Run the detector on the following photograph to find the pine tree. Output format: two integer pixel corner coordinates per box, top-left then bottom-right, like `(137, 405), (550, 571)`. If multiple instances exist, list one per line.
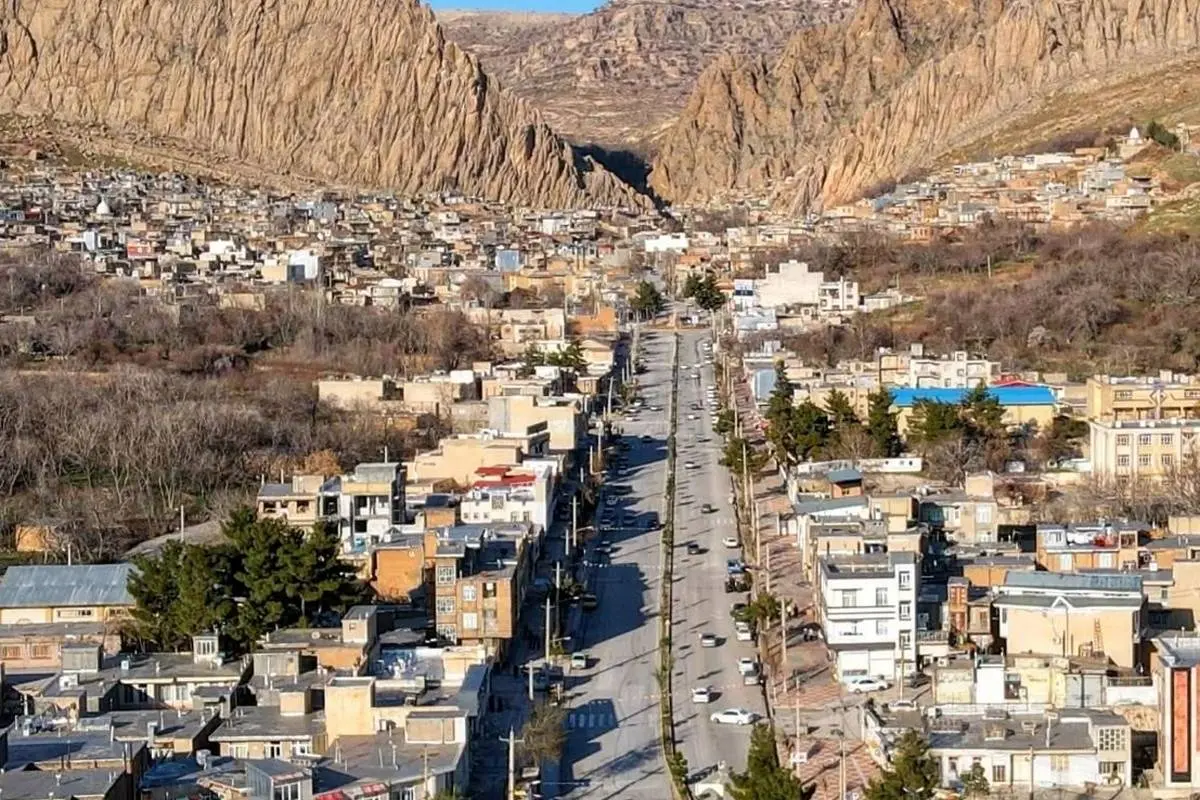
(729, 724), (810, 800)
(962, 383), (1005, 442)
(825, 388), (859, 429)
(790, 400), (831, 461)
(129, 540), (186, 649)
(866, 389), (902, 457)
(865, 730), (940, 800)
(906, 400), (964, 451)
(766, 363), (797, 458)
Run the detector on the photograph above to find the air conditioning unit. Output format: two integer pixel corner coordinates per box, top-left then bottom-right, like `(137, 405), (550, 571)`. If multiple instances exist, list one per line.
(58, 674), (79, 690)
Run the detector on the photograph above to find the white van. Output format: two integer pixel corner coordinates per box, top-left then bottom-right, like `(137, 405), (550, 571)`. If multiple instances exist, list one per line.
(735, 621), (754, 641)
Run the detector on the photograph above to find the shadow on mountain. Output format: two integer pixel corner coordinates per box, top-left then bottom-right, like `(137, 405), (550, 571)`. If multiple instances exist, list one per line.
(574, 142), (665, 210)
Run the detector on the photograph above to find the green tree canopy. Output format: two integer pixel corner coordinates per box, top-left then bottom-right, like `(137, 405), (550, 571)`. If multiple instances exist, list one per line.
(865, 730), (940, 800)
(866, 389), (902, 457)
(790, 401), (831, 462)
(630, 280), (666, 318)
(729, 724), (810, 800)
(825, 388), (859, 429)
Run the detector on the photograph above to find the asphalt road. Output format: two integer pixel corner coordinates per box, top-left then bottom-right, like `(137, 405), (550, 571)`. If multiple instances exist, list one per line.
(671, 329), (766, 782)
(559, 328), (675, 800)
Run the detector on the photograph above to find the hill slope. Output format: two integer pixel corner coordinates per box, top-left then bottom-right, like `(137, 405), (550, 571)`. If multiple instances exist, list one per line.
(440, 0), (854, 150)
(650, 0), (1200, 210)
(0, 0), (642, 208)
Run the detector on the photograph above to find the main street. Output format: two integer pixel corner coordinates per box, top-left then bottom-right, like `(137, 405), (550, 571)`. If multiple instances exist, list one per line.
(559, 327), (675, 800)
(671, 329), (766, 781)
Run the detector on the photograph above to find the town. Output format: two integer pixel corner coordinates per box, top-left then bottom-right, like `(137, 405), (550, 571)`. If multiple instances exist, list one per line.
(1, 128), (1200, 800)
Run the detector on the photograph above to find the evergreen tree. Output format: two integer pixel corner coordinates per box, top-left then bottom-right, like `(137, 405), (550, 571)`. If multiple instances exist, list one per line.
(960, 762), (990, 798)
(766, 363), (797, 457)
(865, 730), (940, 800)
(681, 272), (703, 299)
(866, 389), (902, 457)
(825, 388), (859, 429)
(630, 280), (665, 318)
(906, 400), (964, 450)
(962, 384), (1005, 442)
(729, 724), (810, 800)
(285, 522), (371, 624)
(170, 544), (233, 645)
(129, 540), (186, 649)
(790, 400), (831, 461)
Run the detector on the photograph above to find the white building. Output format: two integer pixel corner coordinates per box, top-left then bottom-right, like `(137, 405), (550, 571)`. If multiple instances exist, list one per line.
(326, 462), (408, 554)
(459, 464), (554, 530)
(819, 551), (919, 683)
(906, 347), (999, 388)
(754, 260), (824, 309)
(643, 233), (689, 253)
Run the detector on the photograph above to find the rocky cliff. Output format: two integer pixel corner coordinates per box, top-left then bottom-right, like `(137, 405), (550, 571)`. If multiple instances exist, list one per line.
(441, 0), (855, 149)
(0, 0), (642, 208)
(650, 0), (1200, 210)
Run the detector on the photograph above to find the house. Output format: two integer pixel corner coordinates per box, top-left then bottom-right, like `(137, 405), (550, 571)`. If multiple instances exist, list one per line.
(1086, 374), (1200, 421)
(1034, 521), (1147, 572)
(459, 464), (554, 529)
(993, 572), (1145, 669)
(907, 350), (999, 389)
(1154, 633), (1200, 792)
(917, 473), (1000, 544)
(0, 564), (135, 625)
(818, 551), (920, 683)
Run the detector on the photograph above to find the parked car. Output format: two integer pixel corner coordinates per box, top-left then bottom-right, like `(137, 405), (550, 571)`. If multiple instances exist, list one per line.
(730, 601), (748, 619)
(570, 653), (589, 670)
(722, 536), (740, 548)
(846, 676), (890, 693)
(735, 621), (754, 641)
(691, 686), (714, 704)
(906, 671), (930, 688)
(700, 633), (718, 648)
(726, 559), (746, 575)
(737, 657), (758, 675)
(889, 699), (918, 712)
(710, 708), (757, 726)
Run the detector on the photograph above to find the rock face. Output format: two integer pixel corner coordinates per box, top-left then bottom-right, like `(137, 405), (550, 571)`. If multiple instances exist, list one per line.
(440, 0), (855, 150)
(0, 0), (642, 208)
(650, 0), (1200, 210)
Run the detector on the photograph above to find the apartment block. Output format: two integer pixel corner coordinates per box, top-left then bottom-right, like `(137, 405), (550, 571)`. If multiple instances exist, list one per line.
(818, 551), (920, 683)
(907, 350), (999, 388)
(1087, 373), (1200, 421)
(460, 464), (554, 529)
(1088, 418), (1200, 480)
(408, 428), (550, 488)
(1034, 521), (1146, 572)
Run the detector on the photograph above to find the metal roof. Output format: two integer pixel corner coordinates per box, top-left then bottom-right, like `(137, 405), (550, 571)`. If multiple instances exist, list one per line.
(1003, 570), (1141, 593)
(0, 564), (135, 608)
(891, 386), (1055, 408)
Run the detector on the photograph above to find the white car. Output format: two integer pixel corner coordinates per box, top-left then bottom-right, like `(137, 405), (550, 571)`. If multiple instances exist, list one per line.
(737, 657), (758, 675)
(722, 536), (740, 548)
(846, 676), (890, 693)
(684, 461), (698, 469)
(691, 686), (714, 703)
(687, 414), (698, 420)
(700, 633), (718, 648)
(570, 652), (589, 669)
(710, 708), (756, 726)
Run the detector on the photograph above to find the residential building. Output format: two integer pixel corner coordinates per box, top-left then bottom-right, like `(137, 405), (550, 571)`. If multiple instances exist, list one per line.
(1086, 373), (1200, 421)
(0, 564), (135, 625)
(1155, 634), (1200, 792)
(890, 386), (1057, 435)
(407, 429), (546, 488)
(1033, 521), (1147, 572)
(917, 473), (999, 544)
(1088, 418), (1200, 480)
(487, 395), (585, 452)
(818, 551), (920, 683)
(459, 464), (554, 530)
(993, 572), (1144, 669)
(907, 350), (999, 388)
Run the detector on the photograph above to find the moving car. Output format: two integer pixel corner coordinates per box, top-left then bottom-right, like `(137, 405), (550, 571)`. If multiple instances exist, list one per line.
(846, 676), (890, 693)
(710, 708), (757, 726)
(570, 652), (589, 670)
(687, 414), (699, 421)
(726, 559), (746, 575)
(686, 542), (702, 555)
(684, 461), (698, 469)
(700, 633), (718, 648)
(691, 686), (714, 704)
(701, 503), (715, 514)
(722, 536), (740, 548)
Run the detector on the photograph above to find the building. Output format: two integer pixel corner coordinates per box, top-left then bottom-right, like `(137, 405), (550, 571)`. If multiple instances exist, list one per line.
(1086, 373), (1200, 421)
(890, 386), (1057, 435)
(907, 350), (999, 389)
(818, 552), (919, 683)
(459, 464), (554, 529)
(0, 564), (135, 625)
(1034, 521), (1147, 572)
(993, 572), (1144, 669)
(1155, 634), (1200, 792)
(487, 395), (584, 453)
(1087, 418), (1200, 480)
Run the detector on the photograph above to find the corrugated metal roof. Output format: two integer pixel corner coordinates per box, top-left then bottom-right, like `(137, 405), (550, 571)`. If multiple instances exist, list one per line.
(0, 564), (135, 608)
(1003, 571), (1141, 593)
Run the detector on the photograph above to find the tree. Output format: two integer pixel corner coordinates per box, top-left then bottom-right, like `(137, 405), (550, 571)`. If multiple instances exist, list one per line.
(666, 750), (689, 786)
(729, 724), (809, 800)
(906, 400), (964, 451)
(1034, 414), (1088, 466)
(960, 762), (990, 798)
(520, 701), (566, 763)
(630, 280), (665, 319)
(745, 592), (782, 628)
(961, 384), (1005, 442)
(789, 401), (831, 462)
(1145, 119), (1180, 150)
(825, 388), (859, 429)
(680, 272), (703, 300)
(518, 342), (546, 377)
(546, 340), (587, 371)
(693, 274), (727, 312)
(866, 389), (902, 457)
(865, 730), (939, 800)
(766, 363), (797, 457)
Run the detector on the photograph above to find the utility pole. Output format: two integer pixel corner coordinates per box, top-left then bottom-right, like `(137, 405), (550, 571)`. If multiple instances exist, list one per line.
(780, 600), (788, 675)
(571, 494), (578, 553)
(764, 542), (772, 594)
(501, 726), (524, 800)
(528, 662), (535, 701)
(544, 595), (552, 664)
(555, 561), (562, 590)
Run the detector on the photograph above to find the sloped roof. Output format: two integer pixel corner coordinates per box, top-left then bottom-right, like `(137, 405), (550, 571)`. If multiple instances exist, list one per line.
(0, 564), (135, 608)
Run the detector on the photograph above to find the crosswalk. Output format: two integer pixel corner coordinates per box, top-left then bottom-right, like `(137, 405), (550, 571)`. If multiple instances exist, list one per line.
(566, 710), (617, 730)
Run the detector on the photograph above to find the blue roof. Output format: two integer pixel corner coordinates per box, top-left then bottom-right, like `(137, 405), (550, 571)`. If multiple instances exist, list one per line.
(890, 386), (1055, 408)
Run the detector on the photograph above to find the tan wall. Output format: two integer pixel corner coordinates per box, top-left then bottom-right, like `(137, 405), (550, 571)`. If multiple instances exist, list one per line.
(963, 563), (1022, 588)
(410, 439), (523, 485)
(317, 379), (392, 410)
(373, 546), (428, 602)
(1087, 377), (1200, 421)
(1004, 606), (1137, 668)
(324, 680), (375, 740)
(896, 402), (1055, 435)
(1168, 560), (1200, 627)
(0, 604), (130, 625)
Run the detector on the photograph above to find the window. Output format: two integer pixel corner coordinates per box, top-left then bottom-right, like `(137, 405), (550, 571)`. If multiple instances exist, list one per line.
(462, 585), (477, 602)
(1139, 434), (1152, 446)
(976, 505), (993, 524)
(992, 765), (1007, 783)
(462, 612), (478, 630)
(31, 644), (52, 659)
(483, 582), (498, 599)
(875, 588), (888, 606)
(875, 619), (888, 636)
(483, 609), (499, 632)
(401, 789), (417, 800)
(947, 758), (959, 777)
(436, 624), (457, 641)
(1163, 434), (1175, 445)
(436, 597), (455, 615)
(1050, 754), (1069, 772)
(1058, 553), (1073, 571)
(228, 744), (249, 758)
(1187, 390), (1200, 400)
(898, 570), (912, 590)
(1115, 390), (1133, 400)
(838, 590), (858, 608)
(296, 500), (311, 513)
(1100, 762), (1126, 777)
(1097, 727), (1128, 752)
(1098, 553), (1115, 568)
(899, 601), (912, 621)
(1164, 454), (1175, 467)
(1138, 454), (1151, 467)
(1, 645), (21, 659)
(436, 565), (456, 586)
(266, 741), (283, 758)
(1117, 455), (1130, 467)
(899, 631), (912, 650)
(1116, 434), (1130, 446)
(292, 741), (311, 756)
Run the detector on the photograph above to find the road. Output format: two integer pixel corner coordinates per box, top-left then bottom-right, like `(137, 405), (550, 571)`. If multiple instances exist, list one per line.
(671, 329), (766, 782)
(559, 327), (675, 800)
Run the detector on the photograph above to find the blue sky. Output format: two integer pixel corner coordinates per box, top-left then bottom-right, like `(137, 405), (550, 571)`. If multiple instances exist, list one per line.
(428, 0), (599, 11)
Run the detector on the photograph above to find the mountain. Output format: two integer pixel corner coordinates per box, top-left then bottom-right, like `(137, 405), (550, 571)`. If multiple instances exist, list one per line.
(0, 0), (643, 208)
(650, 0), (1200, 210)
(439, 0), (855, 151)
